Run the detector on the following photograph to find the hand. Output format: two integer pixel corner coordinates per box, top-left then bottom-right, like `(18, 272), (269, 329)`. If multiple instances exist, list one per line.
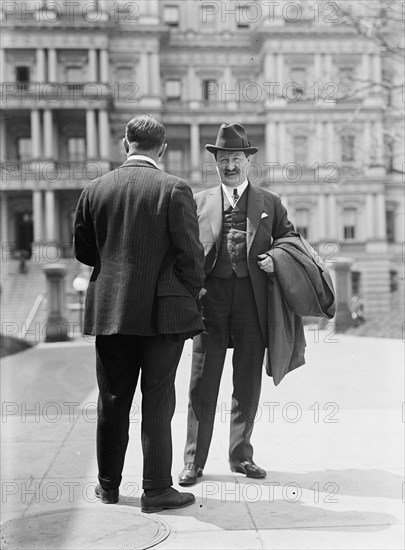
(257, 253), (275, 273)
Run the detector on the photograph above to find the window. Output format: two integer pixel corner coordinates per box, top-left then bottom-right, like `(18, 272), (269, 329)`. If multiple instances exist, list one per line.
(165, 79), (181, 100)
(341, 135), (355, 162)
(295, 208), (309, 239)
(167, 149), (183, 175)
(164, 5), (179, 26)
(116, 66), (133, 82)
(386, 209), (395, 243)
(343, 207), (357, 240)
(201, 4), (216, 32)
(339, 66), (355, 94)
(66, 66), (83, 90)
(290, 67), (307, 93)
(237, 5), (250, 28)
(17, 138), (32, 161)
(293, 136), (308, 165)
(202, 79), (218, 103)
(351, 271), (361, 296)
(16, 66), (30, 90)
(68, 138), (85, 161)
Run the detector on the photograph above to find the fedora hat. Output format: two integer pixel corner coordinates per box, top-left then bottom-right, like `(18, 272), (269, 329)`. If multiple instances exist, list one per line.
(205, 123), (258, 155)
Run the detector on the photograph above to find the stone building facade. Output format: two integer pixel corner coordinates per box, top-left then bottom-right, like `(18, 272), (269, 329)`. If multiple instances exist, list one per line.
(1, 0), (403, 315)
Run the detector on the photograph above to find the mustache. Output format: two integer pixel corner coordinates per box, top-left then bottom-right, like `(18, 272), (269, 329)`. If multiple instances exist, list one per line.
(224, 169), (240, 175)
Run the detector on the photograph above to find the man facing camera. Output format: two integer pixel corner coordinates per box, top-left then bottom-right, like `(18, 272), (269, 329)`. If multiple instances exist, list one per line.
(179, 123), (295, 486)
(74, 115), (205, 512)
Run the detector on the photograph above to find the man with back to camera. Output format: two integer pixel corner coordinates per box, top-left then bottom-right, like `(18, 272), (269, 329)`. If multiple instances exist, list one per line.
(178, 123), (296, 486)
(74, 115), (205, 513)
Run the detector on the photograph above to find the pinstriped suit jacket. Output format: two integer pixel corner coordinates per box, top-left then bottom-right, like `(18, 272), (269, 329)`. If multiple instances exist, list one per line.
(74, 159), (205, 337)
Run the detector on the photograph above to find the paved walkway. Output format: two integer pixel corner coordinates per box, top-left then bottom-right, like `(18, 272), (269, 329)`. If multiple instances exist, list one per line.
(1, 330), (403, 549)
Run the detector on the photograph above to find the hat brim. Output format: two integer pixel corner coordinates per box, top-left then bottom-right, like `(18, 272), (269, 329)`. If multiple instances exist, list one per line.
(205, 144), (258, 155)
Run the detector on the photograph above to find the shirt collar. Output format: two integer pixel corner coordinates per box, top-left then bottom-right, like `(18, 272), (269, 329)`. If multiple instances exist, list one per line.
(221, 179), (249, 206)
(127, 154), (158, 169)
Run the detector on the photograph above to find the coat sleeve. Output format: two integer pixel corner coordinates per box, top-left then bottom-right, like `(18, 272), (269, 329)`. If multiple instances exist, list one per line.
(168, 181), (205, 298)
(73, 186), (97, 267)
(273, 194), (296, 240)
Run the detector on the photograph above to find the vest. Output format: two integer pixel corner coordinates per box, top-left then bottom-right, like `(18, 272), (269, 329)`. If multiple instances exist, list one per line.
(210, 189), (249, 279)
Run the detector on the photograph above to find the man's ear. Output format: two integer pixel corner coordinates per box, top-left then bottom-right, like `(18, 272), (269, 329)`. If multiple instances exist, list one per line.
(158, 142), (167, 158)
(123, 138), (129, 153)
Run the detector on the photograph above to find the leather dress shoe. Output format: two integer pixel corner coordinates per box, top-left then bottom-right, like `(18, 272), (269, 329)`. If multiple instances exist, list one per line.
(230, 458), (267, 479)
(141, 487), (195, 513)
(178, 462), (203, 486)
(95, 484), (119, 504)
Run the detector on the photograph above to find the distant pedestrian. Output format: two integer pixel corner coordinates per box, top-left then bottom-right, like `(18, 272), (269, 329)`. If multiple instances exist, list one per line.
(74, 115), (205, 513)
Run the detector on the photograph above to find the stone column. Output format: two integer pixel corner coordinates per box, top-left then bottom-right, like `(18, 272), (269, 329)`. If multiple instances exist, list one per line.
(362, 120), (371, 169)
(99, 49), (109, 83)
(45, 190), (56, 241)
(264, 52), (275, 81)
(314, 53), (322, 81)
(365, 193), (374, 240)
(30, 109), (42, 159)
(0, 48), (5, 83)
(275, 53), (284, 87)
(373, 120), (384, 167)
(187, 66), (198, 105)
(0, 193), (9, 247)
(327, 258), (354, 332)
(98, 110), (110, 159)
(86, 109), (98, 159)
(315, 121), (323, 165)
(43, 264), (69, 342)
(372, 54), (381, 85)
(190, 123), (200, 181)
(318, 194), (327, 241)
(361, 53), (370, 83)
(326, 121), (334, 163)
(33, 190), (43, 243)
(88, 49), (97, 81)
(375, 193), (386, 239)
(43, 109), (53, 159)
(265, 121), (277, 162)
(327, 194), (337, 239)
(277, 121), (286, 165)
(149, 52), (161, 96)
(48, 48), (57, 82)
(0, 118), (6, 162)
(36, 48), (46, 82)
(139, 53), (149, 96)
(323, 53), (333, 80)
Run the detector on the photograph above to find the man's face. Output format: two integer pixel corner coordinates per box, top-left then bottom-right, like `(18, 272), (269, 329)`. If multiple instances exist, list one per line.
(215, 150), (250, 187)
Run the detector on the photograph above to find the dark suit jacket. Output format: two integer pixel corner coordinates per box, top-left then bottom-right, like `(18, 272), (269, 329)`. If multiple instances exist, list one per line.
(74, 159), (205, 337)
(195, 183), (295, 344)
(266, 234), (336, 385)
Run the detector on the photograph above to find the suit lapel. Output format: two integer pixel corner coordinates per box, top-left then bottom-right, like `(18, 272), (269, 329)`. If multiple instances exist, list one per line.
(205, 186), (223, 251)
(247, 183), (264, 254)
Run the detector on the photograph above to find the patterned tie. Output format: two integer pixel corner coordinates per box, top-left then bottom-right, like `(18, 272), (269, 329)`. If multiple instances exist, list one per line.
(232, 188), (239, 206)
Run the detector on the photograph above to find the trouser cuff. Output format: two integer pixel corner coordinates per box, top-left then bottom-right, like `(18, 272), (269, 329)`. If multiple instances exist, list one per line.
(98, 474), (121, 491)
(142, 475), (173, 490)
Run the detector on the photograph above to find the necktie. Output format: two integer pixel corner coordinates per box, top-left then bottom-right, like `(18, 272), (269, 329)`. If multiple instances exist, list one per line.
(232, 188), (239, 206)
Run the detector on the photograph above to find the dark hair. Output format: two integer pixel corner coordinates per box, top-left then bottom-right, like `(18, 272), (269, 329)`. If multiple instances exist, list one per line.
(125, 115), (166, 151)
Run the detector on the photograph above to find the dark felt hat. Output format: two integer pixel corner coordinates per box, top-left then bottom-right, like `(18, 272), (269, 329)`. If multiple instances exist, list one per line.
(205, 123), (258, 155)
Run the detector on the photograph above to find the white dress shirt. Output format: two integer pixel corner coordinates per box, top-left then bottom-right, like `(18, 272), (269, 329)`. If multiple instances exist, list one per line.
(221, 179), (249, 207)
(127, 154), (158, 168)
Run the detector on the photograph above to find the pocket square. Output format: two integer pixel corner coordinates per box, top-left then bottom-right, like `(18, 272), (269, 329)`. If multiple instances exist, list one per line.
(261, 212), (268, 219)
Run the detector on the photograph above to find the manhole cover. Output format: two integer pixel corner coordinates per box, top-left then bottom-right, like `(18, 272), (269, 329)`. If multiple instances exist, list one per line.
(1, 507), (170, 550)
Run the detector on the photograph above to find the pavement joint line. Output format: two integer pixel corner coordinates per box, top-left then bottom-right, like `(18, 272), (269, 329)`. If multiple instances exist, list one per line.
(250, 522), (405, 530)
(22, 412), (83, 518)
